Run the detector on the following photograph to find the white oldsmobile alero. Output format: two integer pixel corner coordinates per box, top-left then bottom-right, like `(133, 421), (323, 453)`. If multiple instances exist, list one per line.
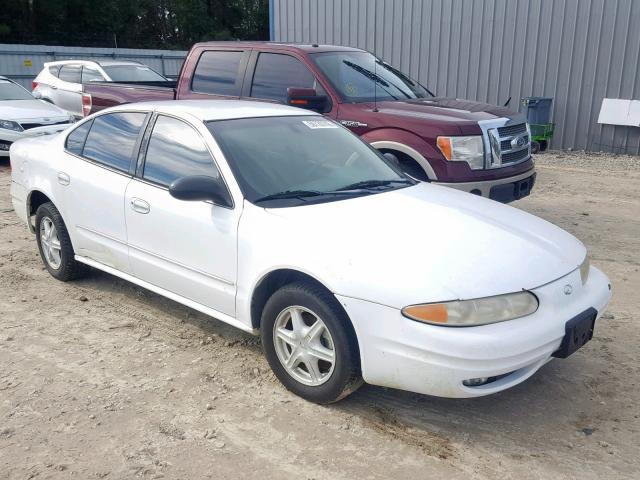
(9, 100), (612, 403)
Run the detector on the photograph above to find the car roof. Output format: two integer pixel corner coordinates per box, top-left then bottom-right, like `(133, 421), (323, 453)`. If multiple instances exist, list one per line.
(46, 60), (143, 67)
(109, 99), (320, 122)
(192, 41), (365, 54)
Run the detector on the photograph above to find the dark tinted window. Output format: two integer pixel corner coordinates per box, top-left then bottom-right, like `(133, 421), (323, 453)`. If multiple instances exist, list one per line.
(192, 51), (243, 96)
(58, 64), (81, 84)
(83, 112), (146, 171)
(48, 65), (61, 77)
(143, 115), (220, 187)
(81, 65), (103, 83)
(251, 53), (319, 102)
(65, 120), (92, 155)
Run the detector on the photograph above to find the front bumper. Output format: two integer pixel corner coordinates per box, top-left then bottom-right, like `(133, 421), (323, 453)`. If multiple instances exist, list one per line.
(337, 266), (611, 398)
(0, 123), (71, 157)
(436, 168), (536, 202)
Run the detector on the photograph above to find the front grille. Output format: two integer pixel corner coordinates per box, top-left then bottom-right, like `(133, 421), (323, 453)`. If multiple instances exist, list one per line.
(497, 123), (527, 137)
(20, 120), (69, 130)
(501, 148), (530, 164)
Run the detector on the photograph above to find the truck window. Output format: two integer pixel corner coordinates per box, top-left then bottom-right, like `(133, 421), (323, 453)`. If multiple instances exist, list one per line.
(82, 112), (147, 172)
(250, 53), (322, 103)
(142, 115), (222, 187)
(58, 64), (82, 84)
(192, 51), (243, 96)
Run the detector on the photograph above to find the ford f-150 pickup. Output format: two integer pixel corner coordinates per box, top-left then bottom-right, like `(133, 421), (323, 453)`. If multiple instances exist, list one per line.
(82, 42), (536, 202)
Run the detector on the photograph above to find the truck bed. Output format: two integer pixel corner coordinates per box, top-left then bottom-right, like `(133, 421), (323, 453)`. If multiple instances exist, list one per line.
(83, 81), (177, 114)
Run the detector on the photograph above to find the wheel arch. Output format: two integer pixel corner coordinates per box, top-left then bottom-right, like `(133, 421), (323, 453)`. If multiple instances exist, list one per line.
(26, 189), (54, 233)
(370, 140), (438, 181)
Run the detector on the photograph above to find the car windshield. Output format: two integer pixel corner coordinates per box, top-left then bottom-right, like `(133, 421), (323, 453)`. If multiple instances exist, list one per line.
(311, 51), (432, 103)
(0, 80), (33, 100)
(207, 115), (413, 207)
(102, 65), (166, 82)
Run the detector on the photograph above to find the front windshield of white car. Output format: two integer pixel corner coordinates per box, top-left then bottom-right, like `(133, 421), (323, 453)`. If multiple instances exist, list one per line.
(0, 80), (33, 101)
(207, 115), (413, 207)
(102, 65), (167, 82)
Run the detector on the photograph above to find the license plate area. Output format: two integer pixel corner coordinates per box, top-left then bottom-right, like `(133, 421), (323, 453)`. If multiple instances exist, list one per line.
(553, 307), (598, 358)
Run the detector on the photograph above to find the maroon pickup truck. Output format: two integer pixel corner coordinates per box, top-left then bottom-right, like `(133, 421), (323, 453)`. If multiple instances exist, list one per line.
(84, 42), (535, 202)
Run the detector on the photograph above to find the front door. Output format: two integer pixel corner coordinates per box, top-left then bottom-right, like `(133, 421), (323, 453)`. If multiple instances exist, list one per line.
(124, 114), (239, 316)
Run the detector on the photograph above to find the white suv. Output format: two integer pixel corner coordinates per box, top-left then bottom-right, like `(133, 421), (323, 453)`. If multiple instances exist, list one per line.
(32, 60), (167, 118)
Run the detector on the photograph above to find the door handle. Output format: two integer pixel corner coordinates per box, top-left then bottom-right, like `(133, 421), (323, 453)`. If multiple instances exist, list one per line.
(130, 198), (150, 214)
(57, 171), (70, 186)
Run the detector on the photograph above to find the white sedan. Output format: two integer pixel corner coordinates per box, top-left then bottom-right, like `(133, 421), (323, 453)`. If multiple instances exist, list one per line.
(9, 100), (611, 403)
(0, 76), (73, 157)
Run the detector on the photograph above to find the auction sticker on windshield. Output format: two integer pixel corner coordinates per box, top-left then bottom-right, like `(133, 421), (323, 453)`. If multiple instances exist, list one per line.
(302, 119), (338, 129)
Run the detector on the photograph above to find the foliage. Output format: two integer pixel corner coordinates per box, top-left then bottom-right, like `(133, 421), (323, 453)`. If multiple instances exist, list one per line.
(0, 0), (269, 49)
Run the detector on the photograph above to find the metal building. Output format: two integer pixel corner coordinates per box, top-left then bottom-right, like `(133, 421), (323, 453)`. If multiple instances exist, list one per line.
(271, 0), (640, 154)
(0, 44), (187, 88)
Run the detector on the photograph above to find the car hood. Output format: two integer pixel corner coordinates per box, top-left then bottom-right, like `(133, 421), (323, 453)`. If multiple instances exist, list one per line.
(261, 183), (585, 308)
(370, 97), (525, 129)
(0, 99), (69, 121)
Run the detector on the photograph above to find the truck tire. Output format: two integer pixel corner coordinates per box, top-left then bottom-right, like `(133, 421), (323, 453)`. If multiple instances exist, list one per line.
(261, 281), (363, 403)
(35, 202), (86, 281)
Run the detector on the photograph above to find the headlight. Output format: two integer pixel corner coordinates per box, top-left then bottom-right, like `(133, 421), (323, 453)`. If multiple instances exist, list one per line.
(402, 291), (539, 327)
(436, 135), (485, 169)
(0, 120), (23, 132)
(579, 254), (590, 285)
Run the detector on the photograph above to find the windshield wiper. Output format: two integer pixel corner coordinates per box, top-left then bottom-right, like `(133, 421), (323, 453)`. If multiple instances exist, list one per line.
(335, 179), (413, 192)
(253, 189), (362, 203)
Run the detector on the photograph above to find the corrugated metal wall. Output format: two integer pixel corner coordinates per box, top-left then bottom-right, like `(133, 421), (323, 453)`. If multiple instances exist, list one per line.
(273, 0), (640, 154)
(0, 43), (187, 88)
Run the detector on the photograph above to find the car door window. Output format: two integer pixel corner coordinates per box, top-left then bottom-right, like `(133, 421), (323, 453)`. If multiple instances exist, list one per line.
(251, 53), (323, 103)
(65, 120), (93, 155)
(143, 115), (221, 187)
(82, 65), (104, 83)
(58, 64), (82, 84)
(82, 112), (146, 172)
(191, 51), (244, 96)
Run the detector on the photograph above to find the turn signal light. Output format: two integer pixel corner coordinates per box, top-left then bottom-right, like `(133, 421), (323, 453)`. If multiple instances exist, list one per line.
(436, 137), (453, 160)
(32, 81), (39, 91)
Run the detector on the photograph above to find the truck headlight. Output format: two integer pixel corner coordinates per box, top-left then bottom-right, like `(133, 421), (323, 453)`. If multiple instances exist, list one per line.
(402, 292), (539, 327)
(436, 135), (485, 169)
(0, 120), (23, 132)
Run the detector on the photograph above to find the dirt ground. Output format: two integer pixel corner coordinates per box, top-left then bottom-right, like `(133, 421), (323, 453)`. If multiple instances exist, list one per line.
(1, 152), (638, 479)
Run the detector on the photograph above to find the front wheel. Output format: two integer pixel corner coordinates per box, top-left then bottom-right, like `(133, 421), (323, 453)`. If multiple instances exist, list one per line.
(261, 282), (363, 403)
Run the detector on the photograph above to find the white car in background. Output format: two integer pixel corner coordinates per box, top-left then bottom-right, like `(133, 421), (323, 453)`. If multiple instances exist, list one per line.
(32, 60), (167, 118)
(9, 100), (612, 404)
(0, 76), (73, 157)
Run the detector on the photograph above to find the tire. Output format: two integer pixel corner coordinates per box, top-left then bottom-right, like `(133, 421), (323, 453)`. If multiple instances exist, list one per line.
(539, 140), (548, 152)
(35, 202), (86, 281)
(531, 141), (540, 154)
(261, 281), (363, 403)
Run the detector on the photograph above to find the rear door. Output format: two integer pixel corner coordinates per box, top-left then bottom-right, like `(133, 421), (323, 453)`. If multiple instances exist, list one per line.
(60, 111), (149, 271)
(124, 114), (239, 316)
(56, 64), (83, 116)
(186, 49), (250, 100)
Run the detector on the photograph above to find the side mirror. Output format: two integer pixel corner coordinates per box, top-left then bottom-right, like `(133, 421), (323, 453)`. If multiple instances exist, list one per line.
(169, 175), (233, 207)
(286, 87), (328, 113)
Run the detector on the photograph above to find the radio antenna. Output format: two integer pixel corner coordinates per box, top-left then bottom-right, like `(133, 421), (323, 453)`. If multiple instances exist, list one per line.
(373, 0), (378, 112)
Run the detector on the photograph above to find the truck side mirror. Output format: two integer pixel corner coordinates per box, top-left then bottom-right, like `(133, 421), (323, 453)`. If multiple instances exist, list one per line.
(286, 88), (329, 113)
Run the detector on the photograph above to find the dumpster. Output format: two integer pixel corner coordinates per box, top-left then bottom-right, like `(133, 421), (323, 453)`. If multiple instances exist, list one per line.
(521, 97), (554, 153)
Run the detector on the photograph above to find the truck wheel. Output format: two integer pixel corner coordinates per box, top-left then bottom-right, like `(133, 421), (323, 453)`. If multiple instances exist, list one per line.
(261, 281), (363, 404)
(35, 202), (86, 281)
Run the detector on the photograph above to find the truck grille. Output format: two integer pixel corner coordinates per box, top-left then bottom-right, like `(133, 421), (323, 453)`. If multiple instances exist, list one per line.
(488, 122), (531, 168)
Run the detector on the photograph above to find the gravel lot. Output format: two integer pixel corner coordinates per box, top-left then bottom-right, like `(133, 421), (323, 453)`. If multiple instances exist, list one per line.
(1, 152), (639, 479)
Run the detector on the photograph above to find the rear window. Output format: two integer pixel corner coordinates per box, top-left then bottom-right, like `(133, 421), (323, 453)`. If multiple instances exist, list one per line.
(101, 65), (165, 82)
(192, 51), (243, 96)
(81, 112), (147, 172)
(48, 65), (61, 77)
(58, 65), (81, 84)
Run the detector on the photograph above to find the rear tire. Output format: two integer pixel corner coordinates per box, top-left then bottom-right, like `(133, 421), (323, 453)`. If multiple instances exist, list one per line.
(35, 202), (86, 281)
(261, 281), (363, 403)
